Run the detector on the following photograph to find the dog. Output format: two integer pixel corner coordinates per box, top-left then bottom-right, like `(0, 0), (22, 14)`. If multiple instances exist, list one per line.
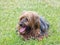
(16, 11), (49, 41)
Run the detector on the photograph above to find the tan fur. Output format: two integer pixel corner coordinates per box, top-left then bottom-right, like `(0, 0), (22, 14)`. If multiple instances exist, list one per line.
(17, 11), (43, 40)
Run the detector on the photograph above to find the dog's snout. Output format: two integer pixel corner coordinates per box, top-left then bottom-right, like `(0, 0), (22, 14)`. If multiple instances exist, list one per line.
(19, 23), (23, 26)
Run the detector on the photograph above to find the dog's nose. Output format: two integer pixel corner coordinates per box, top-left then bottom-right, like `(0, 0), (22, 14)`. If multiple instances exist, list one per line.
(19, 23), (23, 26)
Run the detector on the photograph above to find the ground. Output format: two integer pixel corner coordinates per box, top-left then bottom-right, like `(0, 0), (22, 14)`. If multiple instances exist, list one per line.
(0, 0), (60, 45)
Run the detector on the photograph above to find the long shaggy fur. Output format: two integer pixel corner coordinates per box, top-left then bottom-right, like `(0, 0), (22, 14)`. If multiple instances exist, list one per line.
(16, 11), (49, 40)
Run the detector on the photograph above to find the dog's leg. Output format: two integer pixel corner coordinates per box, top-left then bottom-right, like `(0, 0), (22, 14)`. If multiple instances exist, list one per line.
(37, 35), (44, 41)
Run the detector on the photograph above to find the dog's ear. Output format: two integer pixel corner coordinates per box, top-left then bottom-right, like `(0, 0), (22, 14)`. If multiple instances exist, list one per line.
(35, 19), (40, 28)
(34, 16), (40, 29)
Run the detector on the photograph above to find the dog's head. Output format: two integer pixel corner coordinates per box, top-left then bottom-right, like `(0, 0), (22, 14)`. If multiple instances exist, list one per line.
(17, 11), (40, 35)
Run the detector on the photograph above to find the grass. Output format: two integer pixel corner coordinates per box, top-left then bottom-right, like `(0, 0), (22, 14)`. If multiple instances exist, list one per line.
(0, 0), (60, 45)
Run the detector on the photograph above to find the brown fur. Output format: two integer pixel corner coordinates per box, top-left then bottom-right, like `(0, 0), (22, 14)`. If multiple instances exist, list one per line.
(16, 11), (43, 40)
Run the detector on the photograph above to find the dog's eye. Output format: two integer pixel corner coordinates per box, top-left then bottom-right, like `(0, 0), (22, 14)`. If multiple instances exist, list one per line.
(20, 18), (23, 20)
(26, 18), (28, 21)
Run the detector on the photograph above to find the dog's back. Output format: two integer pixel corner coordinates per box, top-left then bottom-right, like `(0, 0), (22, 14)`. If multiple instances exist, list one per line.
(40, 16), (49, 36)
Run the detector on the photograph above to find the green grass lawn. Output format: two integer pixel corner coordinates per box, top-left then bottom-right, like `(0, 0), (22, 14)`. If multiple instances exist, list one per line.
(0, 0), (60, 45)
